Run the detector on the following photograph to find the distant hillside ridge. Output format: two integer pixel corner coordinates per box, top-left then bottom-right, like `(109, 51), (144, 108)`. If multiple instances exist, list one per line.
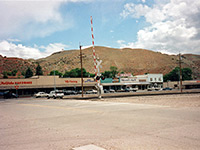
(1, 46), (200, 79)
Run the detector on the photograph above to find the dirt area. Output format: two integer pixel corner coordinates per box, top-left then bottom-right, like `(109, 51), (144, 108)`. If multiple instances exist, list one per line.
(100, 93), (200, 108)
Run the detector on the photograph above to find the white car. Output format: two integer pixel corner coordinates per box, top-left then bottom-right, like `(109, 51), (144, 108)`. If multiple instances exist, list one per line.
(127, 87), (138, 92)
(34, 92), (48, 98)
(86, 89), (97, 94)
(47, 91), (64, 99)
(147, 87), (155, 91)
(109, 89), (115, 93)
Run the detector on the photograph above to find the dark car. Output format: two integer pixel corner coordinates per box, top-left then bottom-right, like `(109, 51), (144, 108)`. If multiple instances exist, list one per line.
(124, 88), (131, 92)
(3, 91), (18, 99)
(163, 87), (172, 90)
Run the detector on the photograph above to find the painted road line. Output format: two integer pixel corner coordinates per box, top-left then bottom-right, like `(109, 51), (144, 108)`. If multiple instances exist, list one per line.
(72, 144), (106, 150)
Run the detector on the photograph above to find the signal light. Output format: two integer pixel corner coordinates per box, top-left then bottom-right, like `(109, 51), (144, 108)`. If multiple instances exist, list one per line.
(95, 76), (100, 80)
(101, 76), (105, 80)
(95, 76), (105, 80)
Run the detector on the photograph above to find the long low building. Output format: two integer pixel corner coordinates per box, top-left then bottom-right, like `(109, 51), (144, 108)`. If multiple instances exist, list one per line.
(0, 76), (96, 96)
(102, 74), (163, 90)
(0, 74), (164, 96)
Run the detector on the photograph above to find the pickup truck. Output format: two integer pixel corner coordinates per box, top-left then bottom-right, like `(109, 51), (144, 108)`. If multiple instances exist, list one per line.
(47, 91), (64, 99)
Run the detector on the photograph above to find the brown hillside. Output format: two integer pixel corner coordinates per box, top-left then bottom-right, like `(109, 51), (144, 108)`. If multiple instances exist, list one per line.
(0, 55), (36, 77)
(1, 46), (200, 79)
(36, 46), (199, 79)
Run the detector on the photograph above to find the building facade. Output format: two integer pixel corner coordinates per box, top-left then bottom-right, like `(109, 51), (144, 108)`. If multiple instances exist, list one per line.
(0, 76), (96, 96)
(0, 74), (164, 96)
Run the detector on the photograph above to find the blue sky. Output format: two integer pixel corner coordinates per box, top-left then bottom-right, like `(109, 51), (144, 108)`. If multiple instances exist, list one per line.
(0, 0), (199, 59)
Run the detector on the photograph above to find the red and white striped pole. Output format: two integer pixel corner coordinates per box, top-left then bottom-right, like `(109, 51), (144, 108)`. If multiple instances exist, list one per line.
(90, 16), (97, 77)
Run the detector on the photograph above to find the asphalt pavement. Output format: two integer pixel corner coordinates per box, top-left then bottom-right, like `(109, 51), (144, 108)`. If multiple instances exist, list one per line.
(0, 96), (200, 150)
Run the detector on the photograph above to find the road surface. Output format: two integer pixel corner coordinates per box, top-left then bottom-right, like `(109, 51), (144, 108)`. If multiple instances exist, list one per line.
(0, 94), (200, 150)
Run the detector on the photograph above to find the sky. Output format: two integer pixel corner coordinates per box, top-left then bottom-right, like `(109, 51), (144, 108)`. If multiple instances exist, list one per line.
(0, 0), (199, 59)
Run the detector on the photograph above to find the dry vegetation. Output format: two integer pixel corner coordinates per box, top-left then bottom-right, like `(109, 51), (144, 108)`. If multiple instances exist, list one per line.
(1, 46), (200, 79)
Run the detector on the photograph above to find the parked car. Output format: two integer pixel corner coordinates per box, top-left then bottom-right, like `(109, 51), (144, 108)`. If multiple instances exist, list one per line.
(109, 89), (115, 93)
(155, 87), (162, 91)
(77, 90), (83, 94)
(103, 89), (109, 93)
(3, 91), (18, 99)
(147, 87), (155, 91)
(131, 87), (138, 92)
(125, 87), (138, 92)
(34, 92), (48, 98)
(124, 88), (131, 92)
(163, 87), (172, 90)
(86, 89), (97, 94)
(116, 88), (126, 92)
(47, 90), (64, 99)
(63, 90), (77, 95)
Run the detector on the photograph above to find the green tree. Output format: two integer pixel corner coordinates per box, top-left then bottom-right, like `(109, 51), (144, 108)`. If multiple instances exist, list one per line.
(49, 70), (63, 77)
(63, 71), (70, 78)
(182, 68), (192, 80)
(7, 72), (12, 76)
(102, 66), (118, 78)
(69, 69), (78, 77)
(164, 67), (192, 82)
(102, 71), (112, 78)
(110, 66), (118, 78)
(11, 70), (18, 76)
(63, 68), (90, 78)
(89, 73), (95, 77)
(3, 71), (8, 78)
(25, 67), (33, 78)
(21, 71), (25, 76)
(35, 64), (43, 75)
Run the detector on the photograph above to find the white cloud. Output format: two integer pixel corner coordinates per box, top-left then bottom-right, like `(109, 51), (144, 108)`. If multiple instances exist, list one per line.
(0, 0), (91, 40)
(117, 40), (135, 49)
(82, 45), (92, 49)
(120, 0), (200, 54)
(120, 3), (151, 19)
(7, 39), (21, 42)
(117, 40), (125, 45)
(0, 40), (69, 59)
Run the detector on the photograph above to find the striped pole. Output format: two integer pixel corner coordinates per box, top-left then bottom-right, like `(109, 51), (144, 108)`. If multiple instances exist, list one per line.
(90, 16), (97, 77)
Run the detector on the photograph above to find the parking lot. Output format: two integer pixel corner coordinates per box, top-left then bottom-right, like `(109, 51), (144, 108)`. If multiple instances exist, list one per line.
(0, 94), (200, 150)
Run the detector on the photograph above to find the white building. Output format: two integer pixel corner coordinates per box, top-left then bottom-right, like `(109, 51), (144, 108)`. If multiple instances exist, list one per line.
(134, 74), (163, 89)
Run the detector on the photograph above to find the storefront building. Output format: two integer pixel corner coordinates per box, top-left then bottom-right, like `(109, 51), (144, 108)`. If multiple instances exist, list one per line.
(0, 74), (164, 96)
(0, 76), (96, 96)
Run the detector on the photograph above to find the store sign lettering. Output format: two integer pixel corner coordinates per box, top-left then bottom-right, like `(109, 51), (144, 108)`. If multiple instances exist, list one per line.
(121, 78), (136, 82)
(0, 81), (32, 85)
(65, 80), (78, 83)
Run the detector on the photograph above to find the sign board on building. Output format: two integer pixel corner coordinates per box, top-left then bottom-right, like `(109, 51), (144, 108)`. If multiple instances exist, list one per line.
(120, 78), (137, 83)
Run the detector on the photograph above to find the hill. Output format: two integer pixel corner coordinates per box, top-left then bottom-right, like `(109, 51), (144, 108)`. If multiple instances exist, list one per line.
(1, 46), (200, 79)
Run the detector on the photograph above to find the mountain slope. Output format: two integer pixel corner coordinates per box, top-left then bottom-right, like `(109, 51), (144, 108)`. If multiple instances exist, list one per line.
(1, 46), (200, 79)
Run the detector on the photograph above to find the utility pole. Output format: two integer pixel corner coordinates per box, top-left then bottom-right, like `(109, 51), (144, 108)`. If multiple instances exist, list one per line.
(179, 53), (182, 93)
(80, 45), (84, 97)
(54, 66), (56, 91)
